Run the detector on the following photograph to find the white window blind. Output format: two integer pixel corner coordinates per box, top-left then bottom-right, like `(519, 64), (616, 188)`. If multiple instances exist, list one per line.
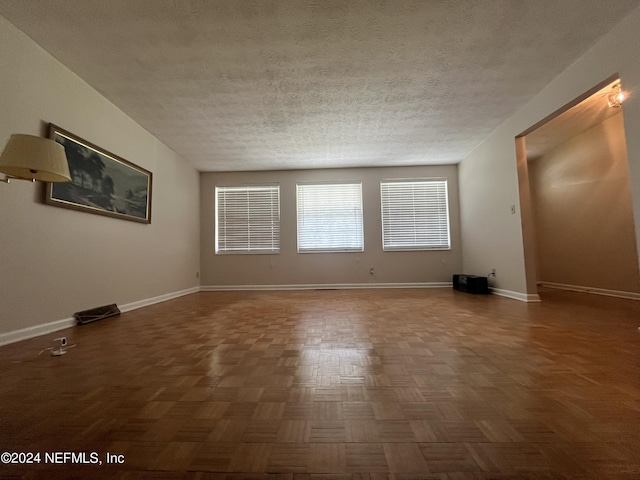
(297, 183), (364, 252)
(215, 185), (280, 254)
(380, 179), (450, 251)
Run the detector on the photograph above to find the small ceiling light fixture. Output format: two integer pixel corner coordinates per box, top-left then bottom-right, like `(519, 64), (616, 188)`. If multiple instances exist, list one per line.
(607, 82), (625, 108)
(0, 134), (71, 184)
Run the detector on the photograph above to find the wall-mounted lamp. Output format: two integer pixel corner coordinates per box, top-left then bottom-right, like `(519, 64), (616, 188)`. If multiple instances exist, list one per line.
(0, 134), (71, 184)
(607, 83), (625, 108)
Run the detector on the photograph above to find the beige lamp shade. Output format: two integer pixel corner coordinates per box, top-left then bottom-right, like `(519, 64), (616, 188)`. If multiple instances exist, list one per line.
(0, 134), (71, 182)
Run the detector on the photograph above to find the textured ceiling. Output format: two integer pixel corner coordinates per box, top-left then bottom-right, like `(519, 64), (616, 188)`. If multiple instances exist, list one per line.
(1, 1), (639, 172)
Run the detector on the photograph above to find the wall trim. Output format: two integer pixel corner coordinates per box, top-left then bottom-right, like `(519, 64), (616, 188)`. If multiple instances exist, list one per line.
(118, 286), (200, 312)
(202, 283), (546, 303)
(200, 282), (452, 291)
(490, 287), (541, 302)
(0, 286), (200, 347)
(0, 317), (76, 347)
(538, 281), (640, 301)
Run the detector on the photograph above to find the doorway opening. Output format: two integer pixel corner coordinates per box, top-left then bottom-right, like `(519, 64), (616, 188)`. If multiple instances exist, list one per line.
(516, 74), (640, 300)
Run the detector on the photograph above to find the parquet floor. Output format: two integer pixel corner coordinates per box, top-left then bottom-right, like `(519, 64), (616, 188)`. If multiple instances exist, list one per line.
(0, 288), (639, 480)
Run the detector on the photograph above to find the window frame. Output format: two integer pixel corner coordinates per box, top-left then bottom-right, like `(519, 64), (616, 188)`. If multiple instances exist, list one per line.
(215, 183), (281, 255)
(296, 181), (364, 253)
(380, 178), (451, 252)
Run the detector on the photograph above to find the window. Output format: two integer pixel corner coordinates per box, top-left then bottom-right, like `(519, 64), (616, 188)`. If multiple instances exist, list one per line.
(297, 183), (364, 252)
(380, 179), (450, 251)
(215, 185), (280, 254)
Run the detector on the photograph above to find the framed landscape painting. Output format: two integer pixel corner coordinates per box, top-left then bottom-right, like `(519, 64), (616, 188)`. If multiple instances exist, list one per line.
(46, 124), (152, 224)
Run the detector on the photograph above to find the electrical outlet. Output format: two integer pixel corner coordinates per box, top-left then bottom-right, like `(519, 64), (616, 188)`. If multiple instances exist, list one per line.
(370, 267), (375, 275)
(510, 204), (516, 214)
(491, 268), (496, 275)
(196, 271), (200, 279)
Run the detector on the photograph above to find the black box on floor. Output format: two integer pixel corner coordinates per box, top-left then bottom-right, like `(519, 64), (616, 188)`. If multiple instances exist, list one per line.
(453, 274), (489, 294)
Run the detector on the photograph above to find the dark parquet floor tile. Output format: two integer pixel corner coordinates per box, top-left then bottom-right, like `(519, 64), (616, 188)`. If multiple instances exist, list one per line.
(1, 288), (639, 479)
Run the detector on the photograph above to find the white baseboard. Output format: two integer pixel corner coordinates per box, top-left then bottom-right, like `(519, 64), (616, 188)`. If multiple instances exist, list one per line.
(0, 317), (76, 347)
(0, 286), (200, 347)
(490, 287), (541, 302)
(201, 282), (452, 291)
(202, 283), (545, 303)
(538, 281), (640, 301)
(119, 286), (200, 312)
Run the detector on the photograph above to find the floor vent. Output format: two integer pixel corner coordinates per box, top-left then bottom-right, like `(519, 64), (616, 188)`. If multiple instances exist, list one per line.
(74, 304), (121, 325)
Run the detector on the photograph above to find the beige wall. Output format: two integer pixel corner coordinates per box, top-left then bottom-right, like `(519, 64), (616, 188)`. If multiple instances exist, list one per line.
(529, 113), (640, 293)
(200, 165), (461, 287)
(0, 16), (201, 339)
(459, 5), (640, 300)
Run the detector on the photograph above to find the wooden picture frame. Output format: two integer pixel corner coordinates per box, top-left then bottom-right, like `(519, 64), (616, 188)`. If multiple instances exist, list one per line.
(46, 124), (152, 224)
